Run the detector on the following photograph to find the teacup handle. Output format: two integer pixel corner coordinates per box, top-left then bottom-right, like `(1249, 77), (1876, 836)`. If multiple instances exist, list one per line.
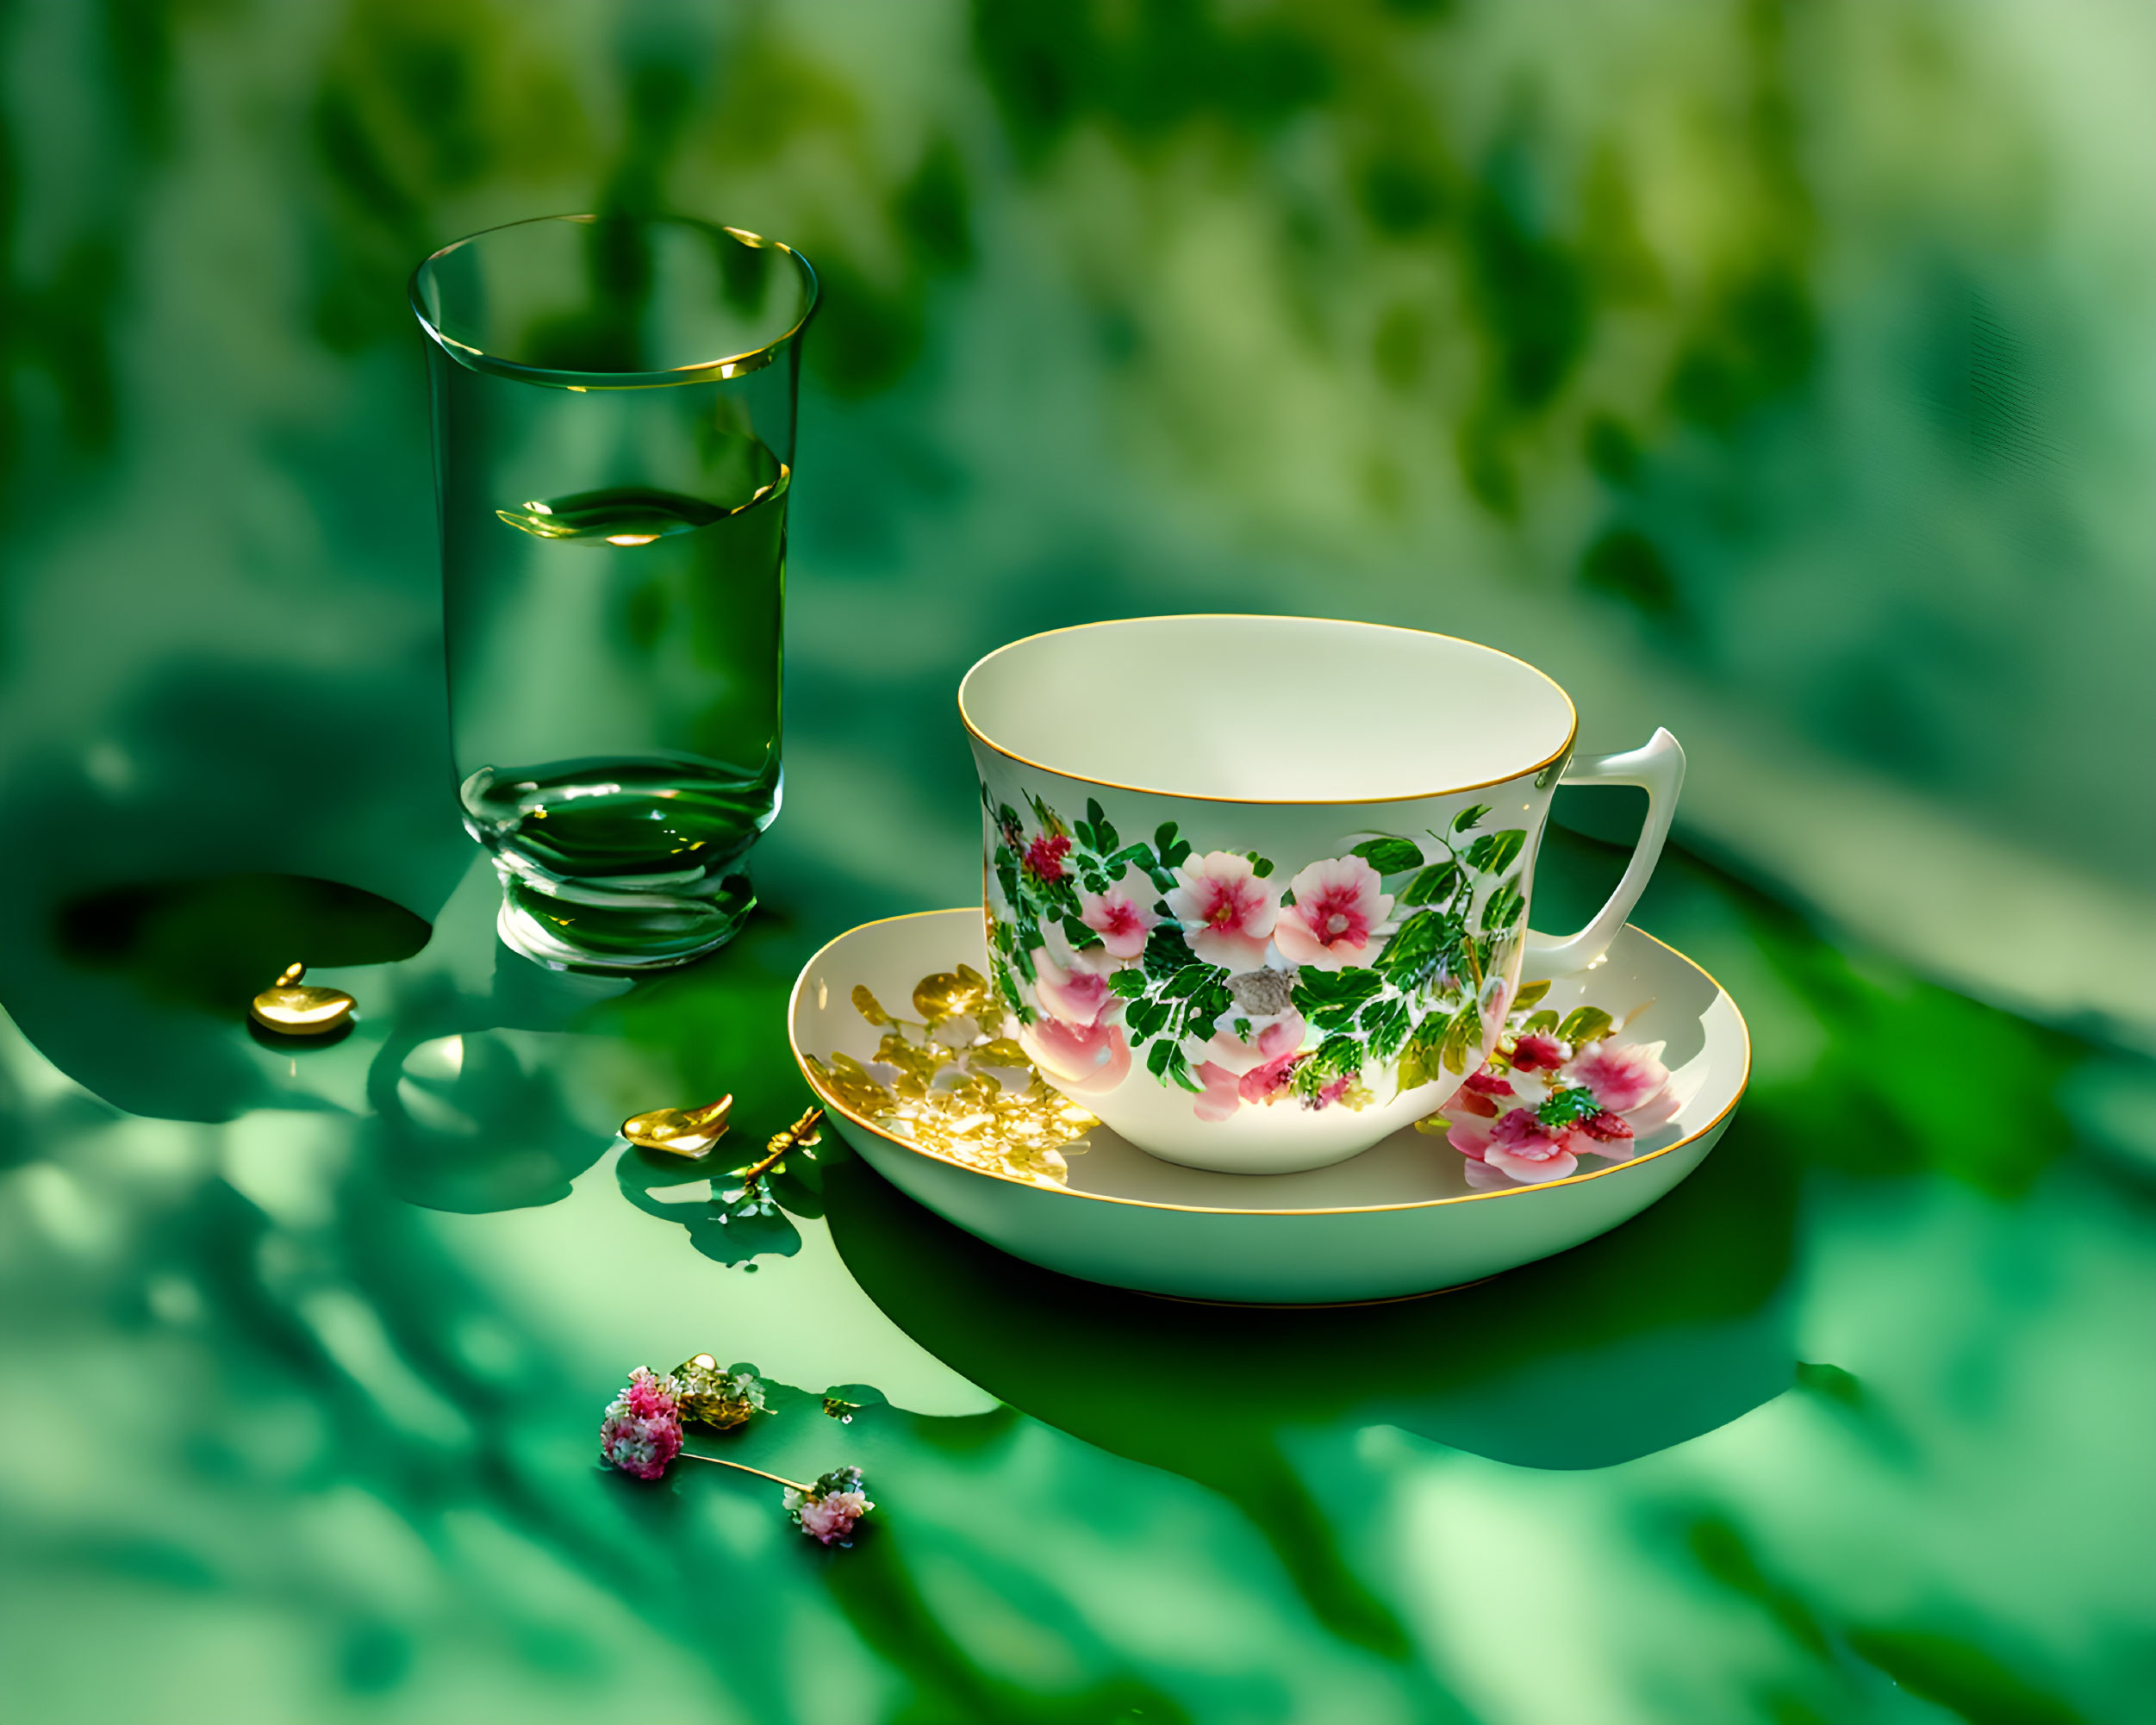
(1524, 727), (1686, 974)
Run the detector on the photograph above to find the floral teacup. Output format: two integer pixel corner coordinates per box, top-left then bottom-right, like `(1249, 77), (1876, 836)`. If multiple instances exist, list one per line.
(959, 615), (1685, 1174)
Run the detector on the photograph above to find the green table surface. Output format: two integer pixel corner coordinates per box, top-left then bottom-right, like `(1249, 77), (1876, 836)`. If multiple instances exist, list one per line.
(3, 828), (2149, 1725)
(3, 3), (2153, 1722)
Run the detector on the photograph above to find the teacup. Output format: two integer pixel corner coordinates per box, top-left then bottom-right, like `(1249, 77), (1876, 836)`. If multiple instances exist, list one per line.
(959, 615), (1684, 1175)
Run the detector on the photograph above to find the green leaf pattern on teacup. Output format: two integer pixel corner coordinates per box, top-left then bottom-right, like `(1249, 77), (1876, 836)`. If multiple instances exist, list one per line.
(982, 786), (1531, 1121)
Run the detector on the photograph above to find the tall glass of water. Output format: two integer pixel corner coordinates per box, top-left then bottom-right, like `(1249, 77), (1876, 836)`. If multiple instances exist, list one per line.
(411, 215), (816, 969)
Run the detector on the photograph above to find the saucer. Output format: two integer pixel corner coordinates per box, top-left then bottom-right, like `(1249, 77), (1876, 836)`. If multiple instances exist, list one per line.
(788, 909), (1750, 1304)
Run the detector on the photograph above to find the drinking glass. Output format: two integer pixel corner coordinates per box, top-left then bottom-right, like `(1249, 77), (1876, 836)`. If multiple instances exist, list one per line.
(409, 214), (815, 970)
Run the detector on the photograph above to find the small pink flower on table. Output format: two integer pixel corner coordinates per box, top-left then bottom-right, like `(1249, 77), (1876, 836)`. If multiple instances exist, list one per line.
(1020, 1015), (1132, 1093)
(787, 1467), (875, 1547)
(597, 1372), (875, 1547)
(599, 1367), (684, 1480)
(1076, 864), (1161, 959)
(1166, 852), (1280, 969)
(1272, 856), (1397, 970)
(1032, 925), (1119, 1028)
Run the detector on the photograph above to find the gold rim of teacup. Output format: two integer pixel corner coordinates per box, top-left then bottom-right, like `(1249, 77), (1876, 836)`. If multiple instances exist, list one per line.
(956, 614), (1580, 807)
(787, 909), (1752, 1218)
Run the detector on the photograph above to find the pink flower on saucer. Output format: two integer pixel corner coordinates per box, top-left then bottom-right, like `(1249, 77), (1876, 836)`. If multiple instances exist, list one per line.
(1509, 1032), (1567, 1072)
(1077, 865), (1161, 960)
(1032, 925), (1119, 1028)
(1166, 852), (1279, 969)
(1272, 856), (1397, 970)
(1450, 1108), (1579, 1185)
(1020, 1016), (1132, 1094)
(599, 1367), (684, 1480)
(1443, 1033), (1678, 1188)
(1567, 1038), (1673, 1119)
(1454, 1068), (1515, 1117)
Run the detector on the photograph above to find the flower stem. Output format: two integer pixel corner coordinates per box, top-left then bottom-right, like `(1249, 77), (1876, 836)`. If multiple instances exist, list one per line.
(727, 1106), (826, 1186)
(679, 1451), (814, 1493)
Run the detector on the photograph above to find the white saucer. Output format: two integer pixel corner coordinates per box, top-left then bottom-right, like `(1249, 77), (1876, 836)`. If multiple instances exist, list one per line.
(789, 909), (1750, 1304)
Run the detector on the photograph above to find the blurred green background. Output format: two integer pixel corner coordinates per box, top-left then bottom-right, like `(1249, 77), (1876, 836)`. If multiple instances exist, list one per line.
(2, 2), (2153, 1721)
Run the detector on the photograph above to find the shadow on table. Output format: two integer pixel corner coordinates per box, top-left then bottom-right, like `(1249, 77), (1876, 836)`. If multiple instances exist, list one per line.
(0, 863), (430, 1124)
(0, 669), (455, 1122)
(821, 1118), (1798, 1655)
(0, 703), (854, 1222)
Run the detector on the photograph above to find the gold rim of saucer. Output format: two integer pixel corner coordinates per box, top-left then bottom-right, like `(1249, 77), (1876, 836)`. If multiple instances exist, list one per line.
(956, 614), (1580, 807)
(787, 908), (1752, 1219)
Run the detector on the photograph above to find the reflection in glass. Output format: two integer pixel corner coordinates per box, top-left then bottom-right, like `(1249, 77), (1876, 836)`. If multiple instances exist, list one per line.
(411, 215), (817, 970)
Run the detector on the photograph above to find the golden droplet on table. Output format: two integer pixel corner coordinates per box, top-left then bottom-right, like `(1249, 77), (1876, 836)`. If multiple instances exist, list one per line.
(621, 1093), (733, 1157)
(248, 962), (356, 1036)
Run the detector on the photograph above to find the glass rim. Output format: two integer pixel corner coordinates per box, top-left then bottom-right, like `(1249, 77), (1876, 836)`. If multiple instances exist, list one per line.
(408, 212), (819, 390)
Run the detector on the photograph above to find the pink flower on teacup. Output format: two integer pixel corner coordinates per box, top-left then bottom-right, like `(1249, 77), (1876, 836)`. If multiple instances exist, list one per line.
(1193, 1061), (1243, 1122)
(1024, 832), (1071, 884)
(1188, 1006), (1305, 1076)
(1077, 864), (1161, 960)
(1166, 852), (1279, 969)
(1182, 1006), (1305, 1119)
(1032, 925), (1120, 1028)
(1240, 1052), (1301, 1105)
(1020, 1016), (1131, 1094)
(1272, 856), (1396, 970)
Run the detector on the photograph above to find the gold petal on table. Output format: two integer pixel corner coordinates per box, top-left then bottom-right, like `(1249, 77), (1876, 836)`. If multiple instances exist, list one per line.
(621, 1093), (733, 1157)
(248, 963), (356, 1036)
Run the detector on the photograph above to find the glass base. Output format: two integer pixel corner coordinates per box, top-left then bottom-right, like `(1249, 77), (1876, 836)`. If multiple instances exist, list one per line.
(491, 862), (756, 973)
